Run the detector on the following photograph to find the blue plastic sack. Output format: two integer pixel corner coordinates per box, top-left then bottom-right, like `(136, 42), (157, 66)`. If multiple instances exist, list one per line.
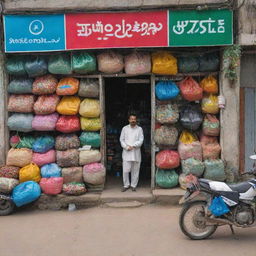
(209, 196), (230, 217)
(155, 81), (180, 100)
(12, 181), (41, 207)
(41, 163), (61, 178)
(32, 136), (55, 153)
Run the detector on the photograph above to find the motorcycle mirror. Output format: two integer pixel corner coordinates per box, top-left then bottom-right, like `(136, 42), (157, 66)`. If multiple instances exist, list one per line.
(249, 155), (256, 160)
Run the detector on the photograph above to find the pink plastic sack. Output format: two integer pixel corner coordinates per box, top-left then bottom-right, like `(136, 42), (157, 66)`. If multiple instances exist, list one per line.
(33, 94), (60, 115)
(83, 163), (106, 185)
(32, 74), (58, 95)
(8, 95), (35, 113)
(155, 150), (180, 169)
(40, 177), (63, 195)
(178, 141), (203, 161)
(32, 150), (56, 167)
(32, 113), (59, 131)
(97, 51), (124, 73)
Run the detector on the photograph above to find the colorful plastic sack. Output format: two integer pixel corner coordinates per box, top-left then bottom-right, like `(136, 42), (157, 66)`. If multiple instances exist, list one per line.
(32, 135), (55, 153)
(156, 150), (180, 169)
(81, 117), (101, 131)
(32, 74), (58, 95)
(202, 142), (221, 160)
(56, 149), (79, 167)
(154, 125), (178, 146)
(79, 132), (101, 148)
(79, 99), (100, 118)
(25, 56), (48, 77)
(97, 51), (124, 73)
(180, 105), (203, 131)
(62, 167), (83, 183)
(62, 182), (86, 195)
(12, 181), (41, 207)
(56, 96), (81, 115)
(32, 113), (59, 131)
(79, 150), (101, 165)
(200, 76), (218, 94)
(8, 113), (34, 132)
(155, 169), (178, 188)
(202, 114), (220, 136)
(152, 51), (178, 75)
(40, 177), (63, 195)
(202, 94), (219, 114)
(0, 166), (20, 179)
(56, 115), (81, 133)
(6, 148), (33, 167)
(48, 53), (72, 74)
(200, 134), (218, 145)
(179, 131), (197, 144)
(8, 95), (35, 113)
(41, 163), (61, 178)
(8, 78), (33, 94)
(56, 77), (79, 96)
(199, 53), (220, 72)
(179, 77), (203, 101)
(83, 163), (106, 185)
(6, 56), (26, 76)
(179, 173), (198, 190)
(156, 104), (179, 124)
(55, 134), (80, 151)
(178, 56), (199, 73)
(16, 135), (35, 149)
(34, 94), (60, 115)
(0, 177), (19, 193)
(124, 52), (151, 75)
(72, 52), (96, 74)
(32, 150), (56, 167)
(209, 196), (230, 217)
(182, 158), (205, 177)
(204, 159), (226, 181)
(19, 163), (41, 183)
(178, 141), (202, 161)
(78, 79), (99, 98)
(155, 81), (180, 100)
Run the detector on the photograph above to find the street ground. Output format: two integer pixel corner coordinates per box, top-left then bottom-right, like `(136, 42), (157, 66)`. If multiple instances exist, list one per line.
(1, 205), (256, 256)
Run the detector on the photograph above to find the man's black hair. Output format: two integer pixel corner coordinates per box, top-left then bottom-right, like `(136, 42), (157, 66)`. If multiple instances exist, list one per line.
(128, 113), (137, 119)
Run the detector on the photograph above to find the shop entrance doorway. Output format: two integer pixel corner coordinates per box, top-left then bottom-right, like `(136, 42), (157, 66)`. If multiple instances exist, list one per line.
(104, 77), (151, 190)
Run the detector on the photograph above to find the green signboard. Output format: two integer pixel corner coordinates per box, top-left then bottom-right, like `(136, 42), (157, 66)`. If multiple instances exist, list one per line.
(169, 9), (233, 46)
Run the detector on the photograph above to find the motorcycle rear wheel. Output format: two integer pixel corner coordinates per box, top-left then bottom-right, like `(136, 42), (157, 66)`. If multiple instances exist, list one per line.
(0, 198), (15, 216)
(179, 201), (217, 240)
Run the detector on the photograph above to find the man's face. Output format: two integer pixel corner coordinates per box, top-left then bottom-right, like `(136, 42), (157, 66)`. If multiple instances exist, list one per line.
(129, 116), (137, 126)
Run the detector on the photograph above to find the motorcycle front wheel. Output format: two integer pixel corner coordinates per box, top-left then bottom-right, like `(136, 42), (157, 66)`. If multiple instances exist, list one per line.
(179, 201), (217, 240)
(0, 198), (15, 216)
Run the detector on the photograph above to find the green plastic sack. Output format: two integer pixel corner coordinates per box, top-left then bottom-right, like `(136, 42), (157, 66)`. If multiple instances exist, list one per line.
(48, 54), (72, 74)
(25, 56), (48, 77)
(182, 158), (205, 177)
(8, 78), (33, 94)
(155, 169), (179, 188)
(204, 159), (226, 181)
(199, 53), (220, 72)
(79, 132), (101, 148)
(6, 56), (26, 76)
(16, 136), (36, 149)
(178, 56), (199, 73)
(72, 52), (97, 74)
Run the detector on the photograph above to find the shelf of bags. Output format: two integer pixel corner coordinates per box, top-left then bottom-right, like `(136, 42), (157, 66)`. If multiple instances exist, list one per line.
(154, 144), (178, 151)
(154, 72), (219, 80)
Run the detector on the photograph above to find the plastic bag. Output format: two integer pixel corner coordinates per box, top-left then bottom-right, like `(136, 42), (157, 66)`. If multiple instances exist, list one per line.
(209, 196), (230, 216)
(79, 132), (101, 148)
(179, 131), (197, 144)
(55, 134), (80, 151)
(56, 77), (79, 96)
(32, 135), (55, 153)
(200, 134), (218, 145)
(0, 166), (20, 179)
(62, 182), (86, 195)
(179, 77), (203, 101)
(34, 94), (60, 115)
(81, 117), (101, 131)
(16, 136), (35, 149)
(202, 142), (221, 160)
(178, 141), (202, 161)
(202, 94), (219, 114)
(202, 114), (220, 136)
(8, 113), (34, 132)
(48, 53), (72, 74)
(182, 158), (205, 177)
(8, 95), (35, 113)
(199, 53), (220, 72)
(0, 177), (19, 193)
(41, 163), (61, 178)
(57, 96), (81, 115)
(155, 81), (180, 100)
(56, 149), (79, 167)
(79, 150), (101, 165)
(179, 173), (198, 190)
(12, 181), (41, 207)
(6, 56), (26, 76)
(200, 76), (218, 94)
(79, 99), (100, 118)
(56, 115), (80, 133)
(19, 163), (41, 183)
(39, 177), (63, 195)
(32, 74), (58, 95)
(97, 51), (124, 73)
(8, 78), (33, 94)
(154, 125), (178, 146)
(156, 150), (180, 169)
(180, 105), (203, 130)
(178, 56), (199, 73)
(152, 51), (178, 75)
(25, 56), (48, 77)
(72, 52), (96, 74)
(7, 148), (33, 167)
(204, 159), (226, 181)
(62, 167), (83, 183)
(83, 163), (106, 185)
(124, 52), (151, 75)
(78, 79), (99, 98)
(156, 104), (179, 124)
(32, 150), (56, 167)
(155, 169), (178, 188)
(32, 113), (59, 131)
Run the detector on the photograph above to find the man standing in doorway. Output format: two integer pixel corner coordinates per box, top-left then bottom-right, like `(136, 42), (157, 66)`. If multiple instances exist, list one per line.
(120, 114), (144, 192)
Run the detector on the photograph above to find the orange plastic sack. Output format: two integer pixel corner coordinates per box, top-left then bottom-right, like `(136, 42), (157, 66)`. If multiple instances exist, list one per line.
(200, 75), (218, 94)
(56, 77), (79, 95)
(57, 96), (81, 115)
(19, 163), (41, 183)
(179, 77), (203, 101)
(152, 51), (178, 75)
(202, 94), (219, 114)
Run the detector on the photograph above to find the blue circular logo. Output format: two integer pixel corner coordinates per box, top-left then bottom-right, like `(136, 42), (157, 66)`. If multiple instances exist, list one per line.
(29, 20), (44, 35)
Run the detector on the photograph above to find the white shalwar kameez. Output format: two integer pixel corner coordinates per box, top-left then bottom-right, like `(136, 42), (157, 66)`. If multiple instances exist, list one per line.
(120, 124), (144, 188)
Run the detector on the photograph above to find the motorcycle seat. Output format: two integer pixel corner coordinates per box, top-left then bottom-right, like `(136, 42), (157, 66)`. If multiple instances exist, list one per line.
(228, 182), (252, 193)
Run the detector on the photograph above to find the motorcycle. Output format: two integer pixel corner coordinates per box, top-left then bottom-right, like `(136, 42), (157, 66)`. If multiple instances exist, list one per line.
(179, 155), (256, 240)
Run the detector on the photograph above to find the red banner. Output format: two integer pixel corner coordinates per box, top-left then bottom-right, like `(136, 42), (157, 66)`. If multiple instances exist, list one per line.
(65, 11), (168, 50)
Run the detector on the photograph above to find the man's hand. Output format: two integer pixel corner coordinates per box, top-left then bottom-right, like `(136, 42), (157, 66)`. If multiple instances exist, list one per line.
(127, 146), (134, 151)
